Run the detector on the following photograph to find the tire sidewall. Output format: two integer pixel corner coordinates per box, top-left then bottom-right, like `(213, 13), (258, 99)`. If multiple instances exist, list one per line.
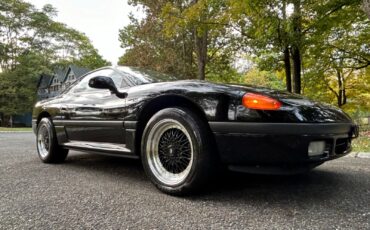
(36, 118), (56, 162)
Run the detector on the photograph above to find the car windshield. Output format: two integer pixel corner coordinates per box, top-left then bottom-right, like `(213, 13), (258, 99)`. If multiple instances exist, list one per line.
(116, 66), (178, 85)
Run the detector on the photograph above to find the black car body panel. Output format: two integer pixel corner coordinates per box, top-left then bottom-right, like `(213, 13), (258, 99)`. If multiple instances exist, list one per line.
(32, 66), (358, 173)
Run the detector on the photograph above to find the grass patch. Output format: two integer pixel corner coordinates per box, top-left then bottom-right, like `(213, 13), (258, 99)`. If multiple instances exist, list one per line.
(352, 131), (370, 152)
(0, 127), (32, 132)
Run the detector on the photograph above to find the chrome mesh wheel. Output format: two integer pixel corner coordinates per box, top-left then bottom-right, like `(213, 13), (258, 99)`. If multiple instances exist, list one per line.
(37, 124), (50, 158)
(146, 119), (194, 186)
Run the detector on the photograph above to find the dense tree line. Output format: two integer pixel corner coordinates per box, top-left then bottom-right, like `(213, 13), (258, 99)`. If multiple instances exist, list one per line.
(0, 0), (109, 122)
(119, 0), (369, 115)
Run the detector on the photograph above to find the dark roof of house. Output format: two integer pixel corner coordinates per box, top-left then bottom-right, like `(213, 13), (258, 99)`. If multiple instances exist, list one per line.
(54, 67), (67, 82)
(37, 74), (53, 89)
(45, 67), (66, 87)
(63, 65), (90, 82)
(70, 65), (90, 78)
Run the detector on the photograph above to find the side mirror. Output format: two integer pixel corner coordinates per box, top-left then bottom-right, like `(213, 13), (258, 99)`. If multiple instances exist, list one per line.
(88, 76), (127, 98)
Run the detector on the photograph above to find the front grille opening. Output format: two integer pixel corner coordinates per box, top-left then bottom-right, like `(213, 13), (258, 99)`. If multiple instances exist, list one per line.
(324, 142), (332, 156)
(335, 138), (350, 154)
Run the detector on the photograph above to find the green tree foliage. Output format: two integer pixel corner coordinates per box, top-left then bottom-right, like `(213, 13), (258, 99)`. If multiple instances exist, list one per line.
(227, 0), (365, 94)
(0, 0), (109, 118)
(118, 10), (196, 78)
(118, 0), (239, 80)
(0, 52), (45, 116)
(244, 68), (285, 90)
(303, 0), (370, 110)
(225, 0), (295, 91)
(161, 0), (234, 80)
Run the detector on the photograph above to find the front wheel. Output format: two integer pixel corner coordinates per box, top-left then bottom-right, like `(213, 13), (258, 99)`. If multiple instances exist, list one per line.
(141, 107), (217, 195)
(36, 118), (68, 163)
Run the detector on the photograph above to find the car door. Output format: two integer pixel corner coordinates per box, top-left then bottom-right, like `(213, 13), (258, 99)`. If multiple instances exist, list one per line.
(62, 68), (129, 144)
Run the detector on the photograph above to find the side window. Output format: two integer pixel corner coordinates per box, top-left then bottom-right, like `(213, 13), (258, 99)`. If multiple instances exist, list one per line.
(72, 69), (114, 93)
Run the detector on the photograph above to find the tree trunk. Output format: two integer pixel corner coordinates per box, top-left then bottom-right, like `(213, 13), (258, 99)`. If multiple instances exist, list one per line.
(283, 47), (292, 92)
(281, 0), (292, 92)
(194, 29), (208, 80)
(292, 0), (302, 94)
(292, 46), (301, 94)
(336, 68), (346, 107)
(181, 31), (189, 76)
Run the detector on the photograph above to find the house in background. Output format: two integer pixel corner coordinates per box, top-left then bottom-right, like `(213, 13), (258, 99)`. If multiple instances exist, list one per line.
(36, 73), (53, 100)
(62, 65), (90, 90)
(37, 65), (90, 100)
(9, 65), (90, 127)
(48, 67), (65, 98)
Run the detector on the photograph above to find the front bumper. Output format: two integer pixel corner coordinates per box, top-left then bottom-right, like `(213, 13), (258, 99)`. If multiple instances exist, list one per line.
(209, 122), (358, 166)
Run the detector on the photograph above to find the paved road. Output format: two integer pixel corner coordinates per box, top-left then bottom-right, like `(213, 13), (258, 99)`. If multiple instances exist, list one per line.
(0, 133), (369, 229)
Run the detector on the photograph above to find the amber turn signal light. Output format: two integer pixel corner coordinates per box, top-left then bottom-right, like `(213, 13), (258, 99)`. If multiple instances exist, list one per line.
(242, 93), (282, 110)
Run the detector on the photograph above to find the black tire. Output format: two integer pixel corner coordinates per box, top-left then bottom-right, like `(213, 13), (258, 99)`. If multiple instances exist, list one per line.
(141, 107), (217, 195)
(36, 117), (68, 163)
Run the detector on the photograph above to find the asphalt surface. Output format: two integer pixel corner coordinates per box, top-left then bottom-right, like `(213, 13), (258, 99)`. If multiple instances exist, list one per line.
(0, 132), (369, 229)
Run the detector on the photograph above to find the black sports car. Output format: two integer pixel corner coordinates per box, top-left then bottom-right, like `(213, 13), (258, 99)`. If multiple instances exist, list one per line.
(33, 66), (359, 195)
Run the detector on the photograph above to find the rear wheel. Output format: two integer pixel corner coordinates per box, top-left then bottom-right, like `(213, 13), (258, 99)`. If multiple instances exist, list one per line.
(36, 118), (68, 163)
(141, 107), (216, 195)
